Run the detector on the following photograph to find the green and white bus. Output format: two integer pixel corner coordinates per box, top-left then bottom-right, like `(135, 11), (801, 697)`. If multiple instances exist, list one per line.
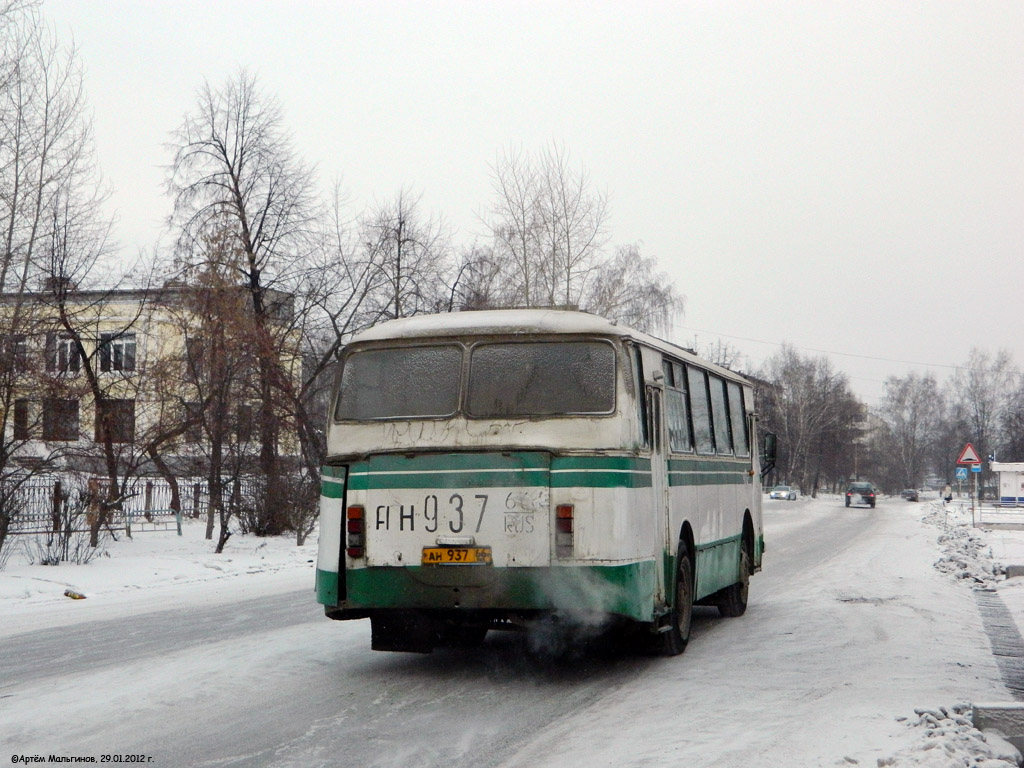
(316, 309), (768, 654)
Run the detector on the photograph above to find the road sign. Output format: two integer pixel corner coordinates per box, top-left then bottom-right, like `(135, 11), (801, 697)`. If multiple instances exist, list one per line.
(958, 443), (982, 464)
(955, 467), (968, 481)
(971, 464), (982, 473)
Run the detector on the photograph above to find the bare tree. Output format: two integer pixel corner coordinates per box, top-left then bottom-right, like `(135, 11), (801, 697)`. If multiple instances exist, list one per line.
(484, 143), (609, 309)
(482, 145), (681, 332)
(584, 243), (683, 334)
(481, 143), (606, 311)
(168, 70), (320, 521)
(0, 2), (114, 555)
(484, 146), (542, 307)
(874, 372), (940, 490)
(360, 189), (450, 320)
(535, 142), (609, 307)
(1002, 374), (1024, 462)
(947, 348), (1017, 490)
(759, 344), (863, 493)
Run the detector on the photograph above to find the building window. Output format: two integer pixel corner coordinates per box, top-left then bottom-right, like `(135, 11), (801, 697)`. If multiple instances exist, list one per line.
(99, 332), (137, 372)
(45, 332), (81, 373)
(13, 399), (31, 440)
(94, 398), (135, 444)
(42, 398), (79, 441)
(2, 334), (30, 371)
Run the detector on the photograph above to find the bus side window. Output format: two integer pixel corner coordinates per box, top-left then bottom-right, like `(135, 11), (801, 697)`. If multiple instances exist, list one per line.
(648, 388), (662, 453)
(665, 361), (692, 453)
(727, 381), (750, 457)
(686, 365), (715, 455)
(633, 346), (649, 448)
(709, 375), (733, 456)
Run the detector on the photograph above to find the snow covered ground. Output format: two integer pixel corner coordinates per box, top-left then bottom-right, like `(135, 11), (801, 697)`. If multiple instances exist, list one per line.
(3, 499), (1024, 766)
(0, 519), (317, 637)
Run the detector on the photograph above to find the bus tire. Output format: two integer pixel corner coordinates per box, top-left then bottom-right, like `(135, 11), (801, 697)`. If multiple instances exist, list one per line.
(716, 535), (751, 618)
(660, 545), (694, 656)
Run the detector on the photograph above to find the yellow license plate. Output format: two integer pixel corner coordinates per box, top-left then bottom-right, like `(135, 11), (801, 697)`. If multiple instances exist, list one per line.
(421, 547), (493, 565)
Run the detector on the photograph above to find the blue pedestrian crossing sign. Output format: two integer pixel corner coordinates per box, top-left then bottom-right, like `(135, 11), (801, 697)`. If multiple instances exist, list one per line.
(955, 467), (968, 481)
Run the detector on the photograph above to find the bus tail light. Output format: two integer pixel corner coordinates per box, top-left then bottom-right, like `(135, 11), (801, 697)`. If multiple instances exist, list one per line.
(346, 505), (365, 559)
(556, 504), (574, 558)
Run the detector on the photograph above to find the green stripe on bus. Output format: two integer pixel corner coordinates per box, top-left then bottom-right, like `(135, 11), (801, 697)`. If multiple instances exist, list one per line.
(320, 482), (346, 499)
(348, 469), (550, 490)
(357, 452), (550, 472)
(667, 458), (749, 472)
(342, 561), (657, 622)
(668, 472), (748, 487)
(316, 568), (339, 606)
(344, 453), (657, 490)
(552, 456), (652, 472)
(550, 470), (652, 488)
(320, 471), (346, 498)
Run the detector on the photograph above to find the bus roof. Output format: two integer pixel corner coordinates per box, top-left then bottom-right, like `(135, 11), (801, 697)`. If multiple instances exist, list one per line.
(348, 309), (751, 385)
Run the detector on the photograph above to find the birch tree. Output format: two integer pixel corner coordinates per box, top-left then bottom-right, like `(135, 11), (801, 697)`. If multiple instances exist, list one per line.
(482, 145), (681, 333)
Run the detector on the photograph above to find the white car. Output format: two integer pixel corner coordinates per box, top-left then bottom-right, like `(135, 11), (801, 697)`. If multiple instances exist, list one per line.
(769, 485), (797, 500)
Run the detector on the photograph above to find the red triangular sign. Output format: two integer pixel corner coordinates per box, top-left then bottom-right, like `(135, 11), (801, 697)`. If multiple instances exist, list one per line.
(957, 443), (981, 464)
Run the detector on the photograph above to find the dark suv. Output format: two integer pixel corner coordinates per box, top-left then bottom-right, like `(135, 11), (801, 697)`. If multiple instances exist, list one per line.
(845, 482), (877, 508)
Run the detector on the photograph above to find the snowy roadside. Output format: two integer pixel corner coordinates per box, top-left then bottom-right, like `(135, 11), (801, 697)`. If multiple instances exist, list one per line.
(876, 500), (1024, 768)
(0, 518), (318, 637)
(4, 501), (1024, 766)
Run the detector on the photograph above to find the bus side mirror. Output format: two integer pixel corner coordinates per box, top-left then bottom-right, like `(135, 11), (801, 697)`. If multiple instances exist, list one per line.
(760, 433), (777, 479)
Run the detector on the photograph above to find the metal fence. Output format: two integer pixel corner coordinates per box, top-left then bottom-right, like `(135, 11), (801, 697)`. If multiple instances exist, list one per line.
(2, 476), (262, 536)
(976, 505), (1024, 528)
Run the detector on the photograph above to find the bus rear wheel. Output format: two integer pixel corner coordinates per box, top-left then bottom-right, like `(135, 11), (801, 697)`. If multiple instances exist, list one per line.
(715, 536), (751, 618)
(660, 545), (693, 656)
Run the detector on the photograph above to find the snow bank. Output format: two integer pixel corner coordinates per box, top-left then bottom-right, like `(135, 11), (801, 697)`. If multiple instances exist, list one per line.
(877, 705), (1020, 767)
(923, 502), (1004, 586)
(0, 517), (317, 636)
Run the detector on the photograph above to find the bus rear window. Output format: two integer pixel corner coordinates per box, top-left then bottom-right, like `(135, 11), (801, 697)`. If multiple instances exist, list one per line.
(467, 341), (615, 417)
(334, 345), (461, 420)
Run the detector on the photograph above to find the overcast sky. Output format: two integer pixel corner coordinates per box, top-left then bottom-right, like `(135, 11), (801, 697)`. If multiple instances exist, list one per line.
(43, 0), (1024, 404)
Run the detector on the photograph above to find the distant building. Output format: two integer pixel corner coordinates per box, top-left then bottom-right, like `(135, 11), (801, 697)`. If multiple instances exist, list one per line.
(991, 462), (1024, 507)
(0, 281), (301, 477)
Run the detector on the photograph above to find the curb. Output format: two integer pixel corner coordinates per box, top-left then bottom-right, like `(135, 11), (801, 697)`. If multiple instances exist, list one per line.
(974, 702), (1024, 750)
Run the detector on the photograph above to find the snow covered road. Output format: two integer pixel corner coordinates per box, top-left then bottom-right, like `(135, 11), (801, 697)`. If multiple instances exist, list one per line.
(0, 497), (1011, 767)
